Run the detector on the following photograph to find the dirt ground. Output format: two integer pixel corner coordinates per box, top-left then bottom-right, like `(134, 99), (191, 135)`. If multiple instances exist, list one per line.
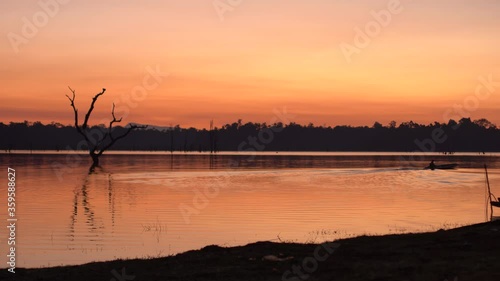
(3, 220), (500, 281)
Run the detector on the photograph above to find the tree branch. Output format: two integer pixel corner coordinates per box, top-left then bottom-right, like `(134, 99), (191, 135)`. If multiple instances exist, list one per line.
(66, 87), (79, 131)
(66, 87), (88, 139)
(109, 103), (123, 132)
(97, 124), (147, 156)
(97, 103), (123, 147)
(82, 88), (106, 130)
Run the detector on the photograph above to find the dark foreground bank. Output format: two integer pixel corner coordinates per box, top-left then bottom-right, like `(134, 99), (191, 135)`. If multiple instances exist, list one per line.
(3, 220), (500, 281)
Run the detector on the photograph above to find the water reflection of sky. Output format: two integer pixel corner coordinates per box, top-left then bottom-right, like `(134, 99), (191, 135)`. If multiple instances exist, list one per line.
(0, 154), (498, 268)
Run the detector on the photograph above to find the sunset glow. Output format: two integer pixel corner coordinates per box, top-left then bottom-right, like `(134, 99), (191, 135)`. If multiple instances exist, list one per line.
(2, 0), (499, 128)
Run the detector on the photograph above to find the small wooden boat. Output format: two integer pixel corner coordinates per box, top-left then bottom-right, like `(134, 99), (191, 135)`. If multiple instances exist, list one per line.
(424, 163), (458, 170)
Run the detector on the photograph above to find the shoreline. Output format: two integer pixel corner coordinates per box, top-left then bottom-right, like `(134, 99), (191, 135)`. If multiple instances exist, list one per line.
(4, 220), (500, 281)
(3, 150), (500, 156)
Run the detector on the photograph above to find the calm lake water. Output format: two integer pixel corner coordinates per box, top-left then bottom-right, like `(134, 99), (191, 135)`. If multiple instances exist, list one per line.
(1, 152), (499, 268)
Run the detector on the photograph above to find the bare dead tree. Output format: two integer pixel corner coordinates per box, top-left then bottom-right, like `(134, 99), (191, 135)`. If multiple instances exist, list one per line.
(66, 87), (147, 167)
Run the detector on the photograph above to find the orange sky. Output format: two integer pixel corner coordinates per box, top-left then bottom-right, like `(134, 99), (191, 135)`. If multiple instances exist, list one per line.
(1, 0), (500, 128)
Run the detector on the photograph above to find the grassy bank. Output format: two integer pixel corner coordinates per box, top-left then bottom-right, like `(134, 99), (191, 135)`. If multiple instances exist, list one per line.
(4, 220), (500, 281)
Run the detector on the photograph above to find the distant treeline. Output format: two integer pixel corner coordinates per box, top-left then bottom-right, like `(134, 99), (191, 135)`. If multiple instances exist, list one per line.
(1, 118), (499, 152)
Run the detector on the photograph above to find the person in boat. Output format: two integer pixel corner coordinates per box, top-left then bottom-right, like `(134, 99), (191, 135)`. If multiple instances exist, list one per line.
(428, 160), (436, 170)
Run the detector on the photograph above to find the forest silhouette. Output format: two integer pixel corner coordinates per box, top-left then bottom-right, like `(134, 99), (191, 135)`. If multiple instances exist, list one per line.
(1, 118), (499, 153)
